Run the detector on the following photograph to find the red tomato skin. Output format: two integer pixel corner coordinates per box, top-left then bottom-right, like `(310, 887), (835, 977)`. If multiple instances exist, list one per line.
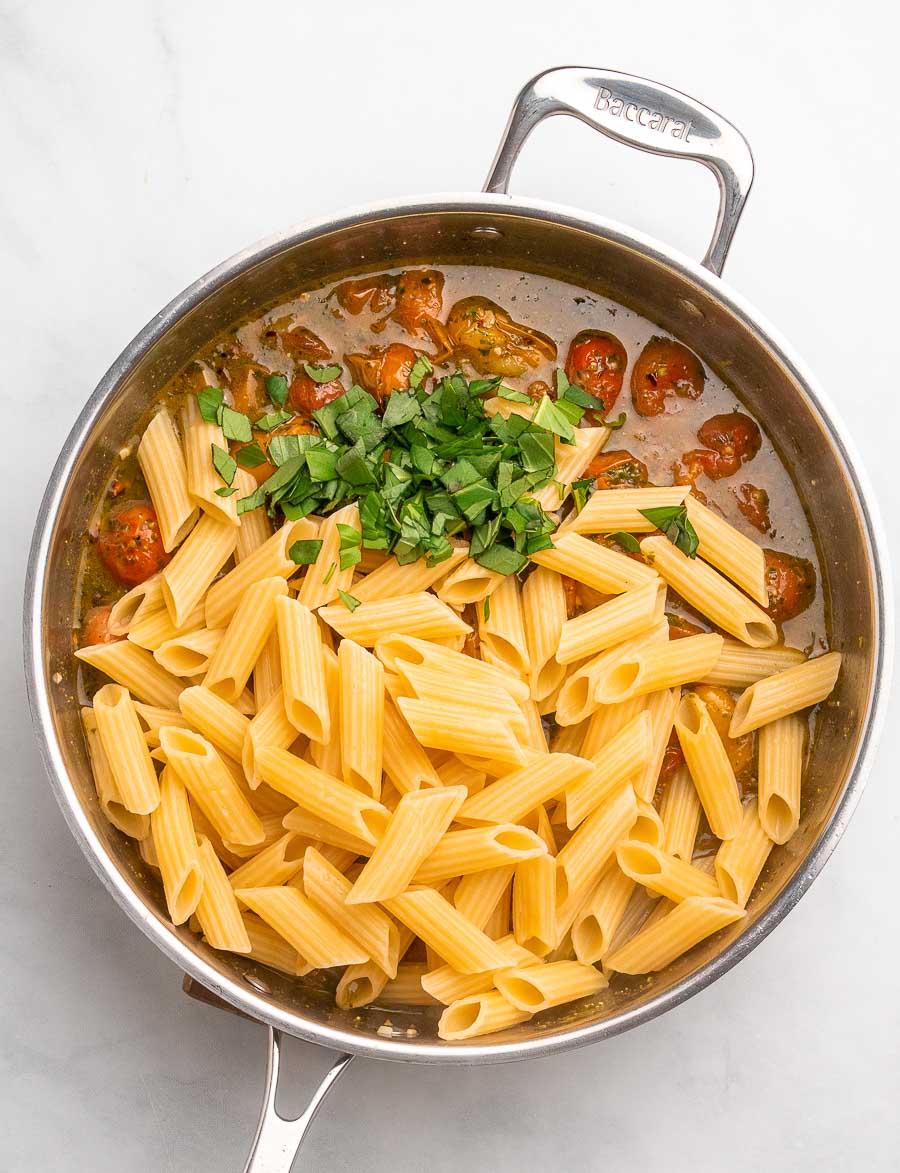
(763, 549), (817, 624)
(288, 374), (346, 418)
(631, 336), (705, 416)
(583, 449), (649, 489)
(734, 483), (771, 533)
(96, 502), (170, 587)
(393, 269), (444, 334)
(697, 412), (762, 463)
(564, 330), (628, 415)
(79, 605), (122, 648)
(346, 343), (417, 405)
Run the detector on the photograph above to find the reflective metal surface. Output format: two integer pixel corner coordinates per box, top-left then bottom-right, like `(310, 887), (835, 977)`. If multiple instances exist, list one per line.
(24, 71), (893, 1079)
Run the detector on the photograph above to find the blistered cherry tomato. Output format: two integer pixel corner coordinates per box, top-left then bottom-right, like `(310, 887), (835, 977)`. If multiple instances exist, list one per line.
(693, 684), (754, 780)
(238, 417), (318, 484)
(667, 612), (707, 640)
(564, 330), (627, 415)
(79, 605), (122, 648)
(229, 364), (267, 417)
(698, 411), (761, 463)
(346, 343), (418, 404)
(393, 269), (445, 335)
(264, 321), (332, 363)
(658, 729), (686, 787)
(764, 549), (816, 624)
(527, 379), (553, 402)
(288, 372), (346, 418)
(96, 502), (169, 587)
(583, 449), (649, 490)
(330, 274), (397, 317)
(446, 297), (557, 377)
(678, 448), (738, 481)
(734, 483), (771, 533)
(631, 336), (705, 416)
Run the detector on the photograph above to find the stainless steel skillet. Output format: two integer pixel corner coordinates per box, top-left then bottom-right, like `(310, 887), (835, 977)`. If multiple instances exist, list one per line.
(24, 67), (893, 1171)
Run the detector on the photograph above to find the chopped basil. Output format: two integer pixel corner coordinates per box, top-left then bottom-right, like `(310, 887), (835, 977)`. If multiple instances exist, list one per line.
(532, 395), (576, 442)
(220, 405), (253, 443)
(382, 391), (421, 428)
(288, 538), (324, 565)
(571, 476), (593, 513)
(323, 562), (337, 585)
(497, 386), (533, 404)
(211, 443), (236, 486)
(197, 386), (224, 423)
(408, 354), (433, 389)
(255, 410), (293, 432)
(608, 531), (642, 554)
(303, 362), (342, 384)
(604, 411), (627, 430)
(483, 596), (491, 621)
(337, 588), (361, 612)
(215, 485), (238, 497)
(639, 504), (699, 558)
(473, 543), (528, 575)
(237, 486), (267, 514)
(266, 374), (290, 407)
(337, 523), (362, 570)
(235, 442), (267, 469)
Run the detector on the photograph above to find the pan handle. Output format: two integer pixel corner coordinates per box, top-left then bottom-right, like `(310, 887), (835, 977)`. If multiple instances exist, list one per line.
(484, 66), (754, 276)
(242, 1027), (353, 1173)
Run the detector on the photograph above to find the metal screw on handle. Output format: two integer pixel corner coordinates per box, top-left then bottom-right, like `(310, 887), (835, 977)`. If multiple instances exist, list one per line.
(242, 1028), (353, 1173)
(484, 66), (755, 276)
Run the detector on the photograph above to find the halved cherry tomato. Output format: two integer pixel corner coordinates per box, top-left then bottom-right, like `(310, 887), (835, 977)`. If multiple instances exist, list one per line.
(693, 684), (754, 780)
(393, 269), (445, 335)
(79, 604), (122, 648)
(287, 371), (346, 418)
(564, 330), (627, 415)
(698, 411), (761, 463)
(667, 612), (707, 640)
(229, 364), (267, 417)
(734, 483), (770, 533)
(96, 502), (170, 586)
(583, 449), (649, 490)
(264, 320), (332, 362)
(330, 274), (397, 317)
(678, 448), (738, 481)
(346, 343), (418, 404)
(631, 336), (705, 416)
(764, 549), (816, 624)
(446, 297), (557, 377)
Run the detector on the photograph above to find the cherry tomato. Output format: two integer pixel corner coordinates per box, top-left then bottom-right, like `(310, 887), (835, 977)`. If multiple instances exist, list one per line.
(527, 379), (554, 402)
(393, 269), (445, 335)
(79, 604), (122, 648)
(238, 417), (319, 484)
(96, 502), (170, 587)
(763, 549), (816, 624)
(346, 343), (418, 404)
(229, 364), (267, 417)
(698, 411), (761, 463)
(446, 297), (557, 377)
(263, 319), (332, 363)
(693, 684), (754, 780)
(330, 274), (397, 317)
(658, 729), (686, 787)
(564, 330), (628, 415)
(734, 483), (771, 533)
(667, 612), (707, 640)
(631, 336), (705, 416)
(583, 449), (649, 490)
(678, 448), (739, 481)
(288, 372), (346, 418)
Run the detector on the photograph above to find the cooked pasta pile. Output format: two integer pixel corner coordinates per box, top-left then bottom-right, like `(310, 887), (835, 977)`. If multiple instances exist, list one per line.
(75, 396), (841, 1042)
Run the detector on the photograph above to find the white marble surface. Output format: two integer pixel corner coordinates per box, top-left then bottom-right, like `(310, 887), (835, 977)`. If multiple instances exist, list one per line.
(2, 1), (899, 1169)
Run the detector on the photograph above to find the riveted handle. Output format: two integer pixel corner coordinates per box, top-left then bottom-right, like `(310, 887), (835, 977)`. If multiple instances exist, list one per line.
(484, 66), (754, 276)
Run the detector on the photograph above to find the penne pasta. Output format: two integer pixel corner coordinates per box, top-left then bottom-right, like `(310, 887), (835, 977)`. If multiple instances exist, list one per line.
(591, 632), (724, 706)
(381, 694), (442, 794)
(377, 964), (441, 1006)
(309, 647), (342, 779)
(182, 396), (239, 527)
(296, 502), (360, 609)
(701, 640), (808, 688)
(556, 581), (664, 665)
(194, 836), (252, 952)
(281, 807), (372, 857)
(564, 486), (689, 534)
(304, 848), (399, 975)
(92, 684), (161, 815)
(161, 514), (238, 627)
(137, 408), (198, 551)
(477, 573), (528, 678)
(203, 576), (287, 702)
(178, 685), (249, 764)
(319, 592), (471, 646)
(458, 752), (596, 827)
(572, 865), (635, 965)
(275, 597), (330, 741)
(555, 623), (669, 725)
(757, 714), (807, 843)
(531, 530), (657, 593)
(242, 912), (309, 976)
(232, 468), (272, 563)
(394, 660), (527, 739)
(633, 686), (681, 803)
(615, 840), (721, 903)
(235, 886), (369, 968)
(522, 566), (568, 701)
(81, 706), (150, 838)
(684, 495), (768, 606)
(605, 894), (745, 974)
(532, 426), (610, 512)
(412, 825), (547, 886)
(398, 697), (527, 765)
(660, 765), (702, 861)
(438, 991), (531, 1040)
(729, 652), (842, 737)
(127, 602), (205, 653)
(563, 712), (651, 828)
(435, 557), (505, 608)
(715, 799), (774, 907)
(149, 768), (203, 923)
(495, 959), (607, 1012)
(513, 853), (557, 956)
(107, 575), (164, 636)
(382, 888), (510, 974)
(154, 628), (223, 678)
(338, 639), (384, 797)
(205, 519), (319, 629)
(241, 687), (300, 789)
(453, 866), (517, 932)
(674, 691), (743, 840)
(76, 640), (184, 710)
(252, 629), (282, 710)
(226, 832), (307, 890)
(355, 545), (469, 603)
(373, 634), (530, 701)
(555, 783), (638, 911)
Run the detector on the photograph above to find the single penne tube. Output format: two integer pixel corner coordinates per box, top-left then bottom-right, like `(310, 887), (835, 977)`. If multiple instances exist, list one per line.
(274, 597), (330, 741)
(242, 912), (309, 976)
(730, 652), (842, 737)
(178, 685), (250, 764)
(154, 628), (224, 678)
(137, 408), (198, 551)
(347, 787), (467, 904)
(453, 865), (516, 931)
(303, 847), (399, 975)
(437, 758), (487, 795)
(355, 545), (469, 603)
(235, 886), (369, 968)
(149, 768), (203, 924)
(338, 638), (384, 797)
(81, 707), (150, 838)
(435, 557), (505, 608)
(241, 687), (301, 789)
(477, 574), (528, 678)
(76, 640), (184, 710)
(555, 623), (670, 725)
(522, 566), (567, 701)
(226, 832), (307, 889)
(757, 714), (807, 843)
(159, 726), (264, 847)
(369, 964), (439, 1006)
(518, 697), (550, 754)
(458, 752), (596, 826)
(564, 485), (690, 534)
(203, 577), (288, 703)
(253, 629), (282, 710)
(222, 809), (286, 858)
(660, 765), (702, 860)
(571, 865), (636, 965)
(161, 514), (238, 627)
(381, 694), (442, 794)
(605, 894), (746, 974)
(532, 426), (610, 512)
(633, 686), (681, 802)
(555, 783), (638, 910)
(674, 691), (743, 840)
(521, 804), (557, 854)
(556, 581), (665, 665)
(563, 712), (652, 828)
(615, 840), (721, 903)
(382, 888), (511, 974)
(412, 825), (547, 886)
(684, 495), (768, 606)
(107, 575), (164, 635)
(92, 684), (161, 815)
(319, 592), (471, 645)
(438, 991), (532, 1040)
(205, 519), (319, 629)
(395, 661), (527, 739)
(335, 925), (416, 1009)
(630, 799), (665, 850)
(232, 468), (272, 563)
(309, 647), (342, 778)
(127, 602), (205, 652)
(591, 632), (724, 706)
(295, 502), (359, 609)
(182, 395), (239, 527)
(606, 885), (658, 956)
(256, 746), (391, 846)
(715, 799), (774, 907)
(512, 854), (557, 956)
(373, 634), (530, 701)
(282, 807), (373, 856)
(531, 530), (657, 592)
(194, 835), (252, 952)
(640, 536), (777, 647)
(579, 695), (646, 759)
(701, 640), (807, 688)
(495, 959), (607, 1012)
(397, 697), (527, 765)
(422, 933), (539, 1004)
